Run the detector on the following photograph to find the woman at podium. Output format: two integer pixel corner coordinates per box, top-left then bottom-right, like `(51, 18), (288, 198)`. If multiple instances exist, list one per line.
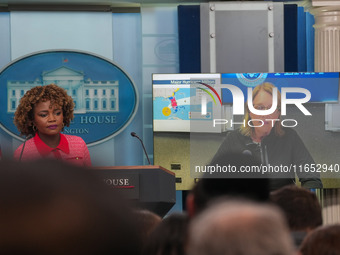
(13, 84), (91, 166)
(212, 82), (322, 190)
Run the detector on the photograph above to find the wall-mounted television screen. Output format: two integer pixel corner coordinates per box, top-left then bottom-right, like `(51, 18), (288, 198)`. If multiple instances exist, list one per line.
(153, 72), (340, 133)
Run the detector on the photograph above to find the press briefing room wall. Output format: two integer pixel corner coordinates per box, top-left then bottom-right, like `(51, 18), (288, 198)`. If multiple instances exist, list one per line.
(1, 2), (340, 214)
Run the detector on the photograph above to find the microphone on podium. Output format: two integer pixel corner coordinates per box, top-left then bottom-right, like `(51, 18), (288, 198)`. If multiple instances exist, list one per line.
(242, 150), (252, 156)
(130, 132), (151, 165)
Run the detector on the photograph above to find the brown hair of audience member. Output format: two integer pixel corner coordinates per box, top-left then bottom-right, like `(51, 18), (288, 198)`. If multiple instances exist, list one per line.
(299, 224), (340, 255)
(270, 185), (322, 232)
(186, 152), (269, 218)
(0, 159), (140, 255)
(14, 84), (74, 137)
(134, 209), (162, 249)
(142, 212), (189, 255)
(188, 200), (294, 255)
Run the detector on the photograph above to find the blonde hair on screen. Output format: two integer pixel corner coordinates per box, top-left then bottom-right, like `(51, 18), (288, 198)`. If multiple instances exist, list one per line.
(240, 82), (284, 137)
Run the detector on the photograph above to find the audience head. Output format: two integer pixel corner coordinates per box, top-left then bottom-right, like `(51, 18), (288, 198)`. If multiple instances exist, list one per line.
(187, 152), (270, 217)
(143, 212), (189, 255)
(188, 200), (294, 255)
(300, 224), (340, 255)
(0, 159), (140, 255)
(134, 209), (162, 248)
(270, 185), (322, 232)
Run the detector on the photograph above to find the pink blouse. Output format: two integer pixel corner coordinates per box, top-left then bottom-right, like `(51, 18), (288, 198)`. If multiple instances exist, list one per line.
(14, 133), (92, 167)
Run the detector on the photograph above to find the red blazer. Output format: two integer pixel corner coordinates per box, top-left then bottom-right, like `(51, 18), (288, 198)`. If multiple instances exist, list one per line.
(14, 133), (92, 167)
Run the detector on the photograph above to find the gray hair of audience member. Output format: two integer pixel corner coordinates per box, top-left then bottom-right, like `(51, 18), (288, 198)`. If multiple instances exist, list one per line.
(187, 200), (295, 255)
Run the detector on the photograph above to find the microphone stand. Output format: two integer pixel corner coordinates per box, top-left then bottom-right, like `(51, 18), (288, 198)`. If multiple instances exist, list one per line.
(19, 134), (32, 161)
(131, 132), (151, 165)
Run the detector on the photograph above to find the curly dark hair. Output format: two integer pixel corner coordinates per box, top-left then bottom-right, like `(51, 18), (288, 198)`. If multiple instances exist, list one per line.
(14, 84), (74, 137)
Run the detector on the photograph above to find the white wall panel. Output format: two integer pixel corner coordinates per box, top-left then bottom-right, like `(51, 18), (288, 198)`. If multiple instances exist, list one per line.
(10, 12), (113, 60)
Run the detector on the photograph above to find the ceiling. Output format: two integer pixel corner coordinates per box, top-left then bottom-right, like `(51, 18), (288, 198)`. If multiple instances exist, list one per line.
(0, 0), (209, 6)
(0, 0), (268, 11)
(0, 0), (212, 11)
